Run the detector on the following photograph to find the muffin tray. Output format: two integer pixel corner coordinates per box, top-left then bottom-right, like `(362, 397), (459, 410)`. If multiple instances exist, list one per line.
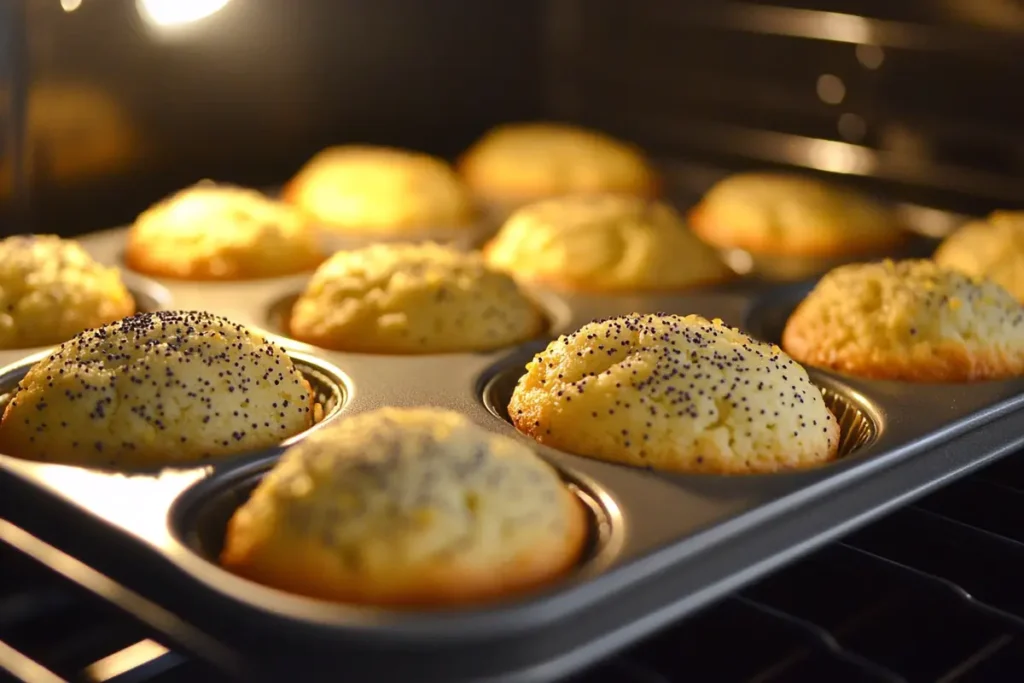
(3, 226), (1024, 683)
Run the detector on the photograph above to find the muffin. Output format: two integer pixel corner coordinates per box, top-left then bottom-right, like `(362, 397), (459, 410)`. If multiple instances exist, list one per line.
(0, 311), (315, 468)
(934, 211), (1024, 302)
(0, 82), (138, 195)
(221, 407), (587, 606)
(509, 313), (839, 474)
(125, 181), (326, 281)
(283, 146), (476, 234)
(782, 259), (1024, 382)
(289, 242), (545, 354)
(484, 195), (732, 292)
(457, 123), (659, 209)
(688, 172), (906, 257)
(0, 234), (135, 349)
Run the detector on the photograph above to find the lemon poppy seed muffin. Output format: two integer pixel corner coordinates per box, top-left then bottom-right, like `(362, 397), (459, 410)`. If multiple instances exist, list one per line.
(289, 242), (545, 354)
(782, 260), (1024, 382)
(0, 311), (315, 468)
(221, 407), (587, 606)
(125, 181), (326, 281)
(934, 211), (1024, 302)
(458, 123), (659, 209)
(284, 146), (476, 234)
(484, 195), (732, 292)
(0, 234), (135, 349)
(689, 172), (906, 257)
(509, 313), (839, 474)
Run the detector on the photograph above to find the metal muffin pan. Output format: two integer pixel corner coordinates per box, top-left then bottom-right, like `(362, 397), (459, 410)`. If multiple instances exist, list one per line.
(2, 225), (1024, 683)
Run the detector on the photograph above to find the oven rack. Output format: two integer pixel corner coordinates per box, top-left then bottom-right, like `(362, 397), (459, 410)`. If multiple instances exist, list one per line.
(4, 447), (1024, 683)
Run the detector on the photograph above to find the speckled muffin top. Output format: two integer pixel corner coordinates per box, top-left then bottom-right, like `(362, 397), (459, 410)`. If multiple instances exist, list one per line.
(221, 407), (587, 606)
(934, 211), (1024, 303)
(289, 242), (545, 354)
(782, 259), (1024, 382)
(125, 181), (326, 280)
(0, 234), (135, 349)
(284, 146), (476, 233)
(484, 195), (732, 292)
(689, 172), (905, 257)
(0, 311), (315, 468)
(457, 123), (659, 206)
(509, 313), (839, 474)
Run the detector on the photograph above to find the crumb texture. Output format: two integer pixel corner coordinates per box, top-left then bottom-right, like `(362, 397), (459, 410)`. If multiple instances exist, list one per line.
(285, 146), (475, 233)
(458, 122), (658, 206)
(934, 211), (1024, 303)
(221, 406), (586, 606)
(689, 172), (904, 256)
(0, 234), (134, 349)
(510, 313), (839, 474)
(290, 241), (544, 353)
(485, 194), (731, 292)
(782, 259), (1024, 382)
(126, 181), (325, 280)
(0, 311), (313, 468)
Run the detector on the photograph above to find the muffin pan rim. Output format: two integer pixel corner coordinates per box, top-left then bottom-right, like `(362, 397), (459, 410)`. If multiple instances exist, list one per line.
(3, 218), (1024, 666)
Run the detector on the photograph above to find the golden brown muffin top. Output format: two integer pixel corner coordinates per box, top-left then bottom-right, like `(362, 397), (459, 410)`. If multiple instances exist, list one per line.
(934, 211), (1024, 303)
(0, 311), (313, 468)
(690, 172), (905, 256)
(290, 241), (544, 353)
(485, 194), (731, 291)
(0, 234), (134, 349)
(286, 145), (476, 233)
(510, 312), (839, 473)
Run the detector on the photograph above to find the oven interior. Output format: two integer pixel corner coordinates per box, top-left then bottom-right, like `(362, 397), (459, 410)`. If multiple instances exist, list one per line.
(2, 1), (1024, 681)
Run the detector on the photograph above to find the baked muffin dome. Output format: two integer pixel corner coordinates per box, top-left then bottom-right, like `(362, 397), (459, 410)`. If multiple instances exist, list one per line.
(782, 259), (1024, 382)
(284, 146), (476, 234)
(221, 407), (586, 606)
(0, 311), (315, 468)
(510, 313), (839, 474)
(689, 172), (906, 257)
(289, 242), (545, 354)
(125, 181), (326, 281)
(0, 234), (134, 349)
(484, 195), (732, 292)
(458, 123), (659, 207)
(934, 211), (1024, 302)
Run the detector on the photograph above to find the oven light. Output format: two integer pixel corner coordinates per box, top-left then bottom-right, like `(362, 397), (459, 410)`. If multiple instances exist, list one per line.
(136, 0), (231, 27)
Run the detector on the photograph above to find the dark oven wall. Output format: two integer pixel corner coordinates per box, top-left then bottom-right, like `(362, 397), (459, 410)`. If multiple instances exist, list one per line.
(3, 0), (1024, 236)
(548, 0), (1024, 215)
(0, 0), (547, 236)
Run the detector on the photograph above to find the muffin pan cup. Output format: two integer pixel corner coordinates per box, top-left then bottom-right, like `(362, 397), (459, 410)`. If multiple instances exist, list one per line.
(2, 225), (1024, 683)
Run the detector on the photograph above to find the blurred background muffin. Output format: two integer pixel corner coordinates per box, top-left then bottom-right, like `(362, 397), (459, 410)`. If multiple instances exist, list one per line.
(509, 313), (839, 474)
(484, 194), (731, 292)
(221, 407), (586, 606)
(933, 211), (1024, 302)
(0, 311), (315, 469)
(689, 172), (909, 279)
(782, 259), (1024, 382)
(458, 123), (659, 213)
(126, 181), (326, 281)
(284, 145), (477, 237)
(0, 234), (134, 349)
(289, 241), (545, 353)
(0, 83), (139, 198)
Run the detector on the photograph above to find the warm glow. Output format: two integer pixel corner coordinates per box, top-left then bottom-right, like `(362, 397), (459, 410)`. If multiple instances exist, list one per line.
(0, 455), (208, 550)
(137, 0), (231, 27)
(61, 0), (82, 12)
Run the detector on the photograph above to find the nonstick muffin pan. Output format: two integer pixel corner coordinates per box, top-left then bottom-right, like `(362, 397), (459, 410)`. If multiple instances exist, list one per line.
(2, 224), (1024, 683)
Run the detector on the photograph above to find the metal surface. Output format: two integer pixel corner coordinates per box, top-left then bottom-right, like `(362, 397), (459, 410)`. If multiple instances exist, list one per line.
(1, 225), (1023, 682)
